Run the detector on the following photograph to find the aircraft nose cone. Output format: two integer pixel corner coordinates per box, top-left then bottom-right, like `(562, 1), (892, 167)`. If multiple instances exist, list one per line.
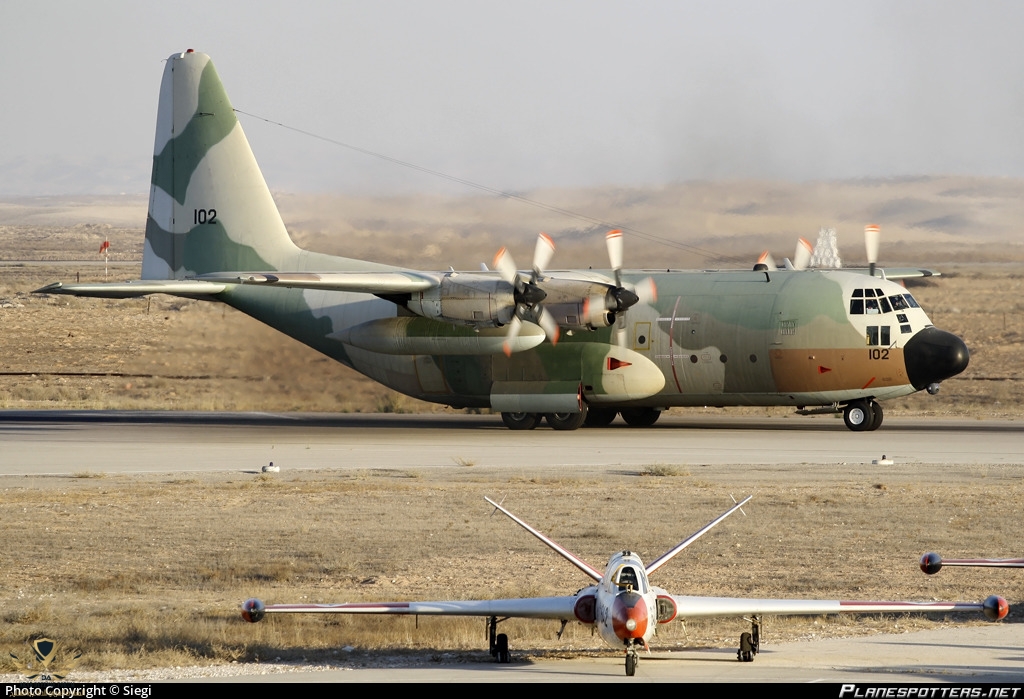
(903, 327), (969, 390)
(612, 594), (649, 640)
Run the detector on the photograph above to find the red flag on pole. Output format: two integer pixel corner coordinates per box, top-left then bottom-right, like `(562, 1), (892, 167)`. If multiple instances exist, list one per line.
(99, 240), (110, 254)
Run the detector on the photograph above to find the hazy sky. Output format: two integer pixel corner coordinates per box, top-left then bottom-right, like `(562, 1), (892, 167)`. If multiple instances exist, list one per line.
(2, 1), (1023, 195)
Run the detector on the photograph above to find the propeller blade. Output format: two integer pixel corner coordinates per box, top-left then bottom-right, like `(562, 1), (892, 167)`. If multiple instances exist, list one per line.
(536, 307), (560, 346)
(502, 315), (523, 357)
(605, 229), (624, 287)
(757, 250), (777, 270)
(633, 277), (657, 305)
(493, 247), (519, 287)
(792, 237), (812, 271)
(532, 232), (555, 279)
(865, 224), (880, 276)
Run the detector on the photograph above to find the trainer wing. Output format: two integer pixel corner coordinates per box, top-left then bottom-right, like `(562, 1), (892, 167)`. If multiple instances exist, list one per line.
(668, 595), (1008, 620)
(242, 596), (579, 623)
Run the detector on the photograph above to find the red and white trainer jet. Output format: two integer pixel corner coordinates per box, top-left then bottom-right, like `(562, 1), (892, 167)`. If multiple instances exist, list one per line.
(242, 497), (1008, 677)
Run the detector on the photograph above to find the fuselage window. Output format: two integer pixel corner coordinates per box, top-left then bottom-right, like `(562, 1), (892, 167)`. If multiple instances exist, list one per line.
(878, 297), (892, 314)
(865, 298), (880, 314)
(852, 289), (864, 297)
(901, 324), (912, 334)
(865, 326), (891, 346)
(850, 299), (864, 314)
(864, 288), (876, 297)
(903, 294), (920, 309)
(889, 295), (909, 311)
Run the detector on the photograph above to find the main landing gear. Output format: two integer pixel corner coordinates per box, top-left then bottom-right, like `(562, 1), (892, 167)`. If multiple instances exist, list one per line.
(487, 615), (511, 664)
(737, 615), (761, 662)
(842, 399), (883, 432)
(500, 404), (590, 431)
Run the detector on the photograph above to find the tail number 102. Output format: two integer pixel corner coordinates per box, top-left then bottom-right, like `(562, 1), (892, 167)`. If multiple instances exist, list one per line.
(193, 208), (218, 225)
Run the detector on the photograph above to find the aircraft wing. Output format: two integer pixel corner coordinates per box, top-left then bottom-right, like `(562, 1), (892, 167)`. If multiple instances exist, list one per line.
(243, 596), (579, 622)
(846, 267), (941, 280)
(194, 271), (442, 293)
(669, 595), (1007, 619)
(34, 280), (228, 299)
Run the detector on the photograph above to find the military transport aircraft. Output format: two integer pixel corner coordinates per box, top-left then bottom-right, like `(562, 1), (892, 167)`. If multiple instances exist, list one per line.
(921, 553), (1024, 573)
(241, 496), (1007, 677)
(36, 50), (970, 431)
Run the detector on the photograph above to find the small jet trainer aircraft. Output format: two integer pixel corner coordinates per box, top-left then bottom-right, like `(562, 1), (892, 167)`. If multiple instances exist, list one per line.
(921, 553), (1024, 574)
(37, 51), (970, 431)
(242, 496), (1007, 677)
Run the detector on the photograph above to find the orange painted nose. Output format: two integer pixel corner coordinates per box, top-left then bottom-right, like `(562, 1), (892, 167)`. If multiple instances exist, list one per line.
(612, 594), (649, 640)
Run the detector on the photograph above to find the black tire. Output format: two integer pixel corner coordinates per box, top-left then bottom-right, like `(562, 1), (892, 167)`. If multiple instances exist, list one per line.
(625, 653), (637, 676)
(842, 400), (874, 432)
(495, 633), (510, 664)
(546, 404), (588, 431)
(583, 408), (617, 427)
(501, 412), (541, 430)
(620, 407), (661, 427)
(868, 400), (884, 431)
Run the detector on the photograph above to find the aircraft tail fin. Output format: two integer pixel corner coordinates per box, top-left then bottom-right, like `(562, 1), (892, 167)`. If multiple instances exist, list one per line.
(645, 495), (752, 576)
(142, 50), (301, 280)
(484, 497), (604, 582)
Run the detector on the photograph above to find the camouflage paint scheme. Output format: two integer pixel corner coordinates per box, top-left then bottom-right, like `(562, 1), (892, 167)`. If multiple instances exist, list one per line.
(37, 51), (969, 431)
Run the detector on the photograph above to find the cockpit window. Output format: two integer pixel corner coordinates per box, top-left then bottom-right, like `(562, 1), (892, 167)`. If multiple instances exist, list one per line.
(851, 289), (920, 315)
(616, 566), (640, 591)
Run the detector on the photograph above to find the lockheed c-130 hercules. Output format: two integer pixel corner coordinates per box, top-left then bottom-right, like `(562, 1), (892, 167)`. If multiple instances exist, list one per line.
(36, 50), (970, 431)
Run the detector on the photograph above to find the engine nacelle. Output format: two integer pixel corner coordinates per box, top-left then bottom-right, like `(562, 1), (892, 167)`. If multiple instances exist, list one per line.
(241, 598), (266, 623)
(406, 274), (515, 327)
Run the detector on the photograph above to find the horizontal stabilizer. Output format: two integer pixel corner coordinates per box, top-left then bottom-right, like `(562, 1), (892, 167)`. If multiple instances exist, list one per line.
(34, 280), (227, 299)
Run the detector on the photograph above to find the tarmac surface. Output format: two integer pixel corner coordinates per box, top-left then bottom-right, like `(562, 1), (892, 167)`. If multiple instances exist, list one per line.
(1, 410), (1021, 683)
(1, 411), (1022, 476)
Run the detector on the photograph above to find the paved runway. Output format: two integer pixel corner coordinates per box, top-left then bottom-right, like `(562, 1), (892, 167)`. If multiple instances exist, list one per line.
(1, 411), (1022, 476)
(191, 625), (1024, 683)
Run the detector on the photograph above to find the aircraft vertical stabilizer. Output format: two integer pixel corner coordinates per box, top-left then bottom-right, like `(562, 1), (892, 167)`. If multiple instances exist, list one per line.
(142, 50), (300, 280)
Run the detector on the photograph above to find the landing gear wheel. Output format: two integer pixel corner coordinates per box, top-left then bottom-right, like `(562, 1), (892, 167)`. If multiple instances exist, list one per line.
(583, 408), (617, 427)
(625, 651), (637, 676)
(501, 412), (541, 430)
(842, 400), (874, 432)
(737, 632), (755, 662)
(620, 407), (661, 427)
(495, 633), (511, 664)
(867, 400), (884, 431)
(546, 405), (588, 431)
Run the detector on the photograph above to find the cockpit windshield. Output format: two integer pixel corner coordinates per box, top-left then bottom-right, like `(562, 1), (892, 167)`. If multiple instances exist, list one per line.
(849, 289), (919, 315)
(616, 565), (642, 592)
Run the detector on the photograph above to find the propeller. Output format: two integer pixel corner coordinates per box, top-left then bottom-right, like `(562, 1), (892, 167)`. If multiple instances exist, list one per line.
(791, 237), (812, 270)
(756, 250), (777, 270)
(494, 232), (560, 356)
(865, 224), (880, 277)
(604, 229), (657, 346)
